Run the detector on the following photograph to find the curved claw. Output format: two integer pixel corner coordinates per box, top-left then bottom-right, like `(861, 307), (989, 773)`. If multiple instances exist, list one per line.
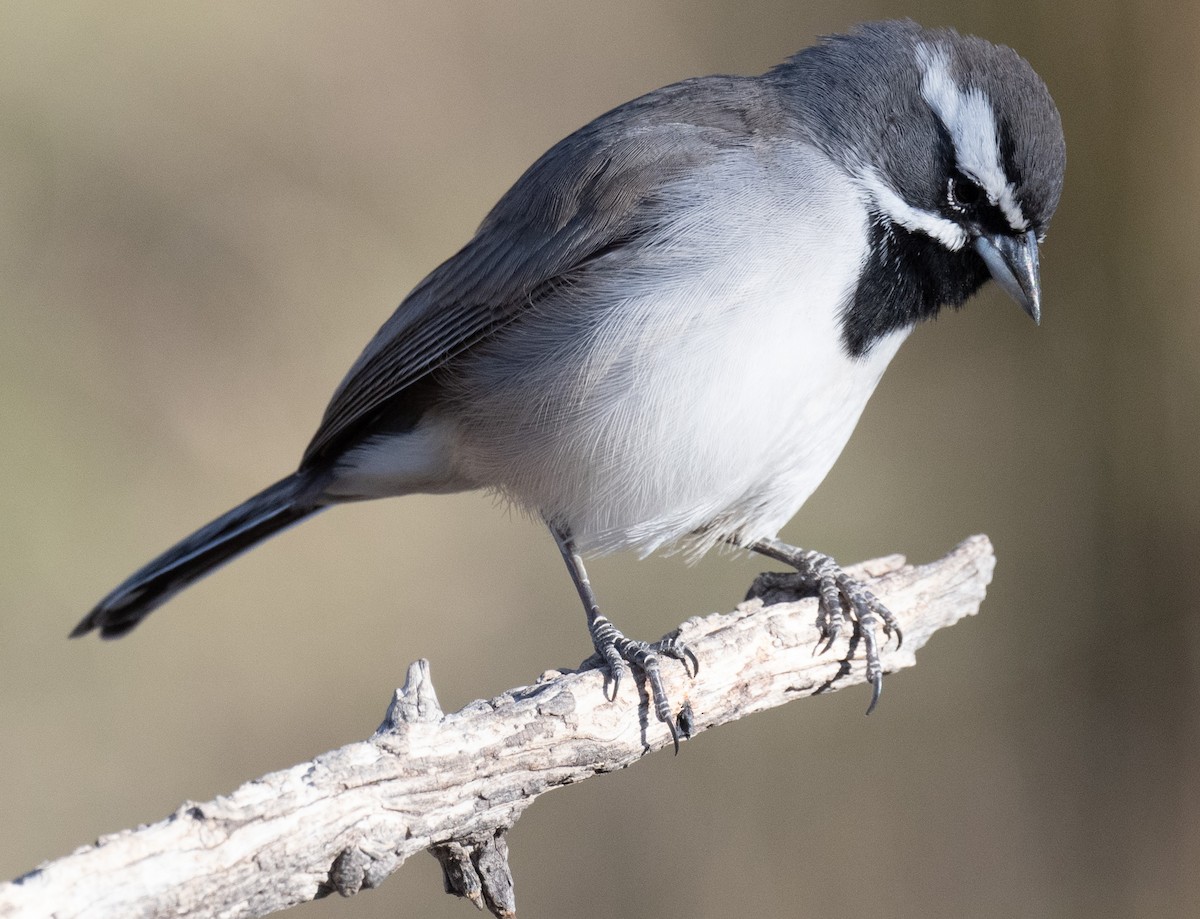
(816, 626), (839, 656)
(666, 716), (681, 755)
(603, 635), (698, 754)
(603, 656), (626, 702)
(652, 634), (701, 678)
(865, 671), (882, 716)
(682, 646), (700, 678)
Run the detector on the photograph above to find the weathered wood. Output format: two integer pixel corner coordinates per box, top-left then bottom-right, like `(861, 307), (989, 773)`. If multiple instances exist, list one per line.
(0, 536), (994, 919)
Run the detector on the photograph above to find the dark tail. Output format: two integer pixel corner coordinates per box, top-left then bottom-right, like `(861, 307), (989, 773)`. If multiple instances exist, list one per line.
(72, 472), (326, 639)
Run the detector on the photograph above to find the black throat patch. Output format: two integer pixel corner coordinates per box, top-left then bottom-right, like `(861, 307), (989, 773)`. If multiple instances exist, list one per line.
(840, 215), (990, 358)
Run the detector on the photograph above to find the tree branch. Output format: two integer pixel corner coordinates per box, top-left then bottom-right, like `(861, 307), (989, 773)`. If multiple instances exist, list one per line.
(0, 536), (994, 919)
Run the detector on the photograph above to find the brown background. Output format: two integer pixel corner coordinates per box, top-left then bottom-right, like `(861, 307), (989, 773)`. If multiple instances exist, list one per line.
(2, 2), (1196, 917)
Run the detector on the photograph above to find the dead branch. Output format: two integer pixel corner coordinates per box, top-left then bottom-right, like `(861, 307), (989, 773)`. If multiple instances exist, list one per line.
(0, 536), (994, 919)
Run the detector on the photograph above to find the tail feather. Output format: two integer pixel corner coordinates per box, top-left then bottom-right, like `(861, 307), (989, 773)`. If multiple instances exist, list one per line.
(73, 472), (325, 639)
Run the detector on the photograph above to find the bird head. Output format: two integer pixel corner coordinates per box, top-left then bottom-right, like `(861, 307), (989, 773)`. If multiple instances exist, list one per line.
(773, 21), (1066, 350)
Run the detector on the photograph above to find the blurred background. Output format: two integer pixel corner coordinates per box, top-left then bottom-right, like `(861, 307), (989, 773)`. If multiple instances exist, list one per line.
(2, 1), (1196, 917)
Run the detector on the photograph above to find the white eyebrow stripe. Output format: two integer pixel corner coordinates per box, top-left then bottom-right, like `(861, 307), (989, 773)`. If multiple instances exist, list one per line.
(856, 167), (968, 250)
(917, 43), (1028, 232)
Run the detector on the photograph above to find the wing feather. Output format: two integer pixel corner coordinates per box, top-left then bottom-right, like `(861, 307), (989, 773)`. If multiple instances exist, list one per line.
(301, 75), (778, 464)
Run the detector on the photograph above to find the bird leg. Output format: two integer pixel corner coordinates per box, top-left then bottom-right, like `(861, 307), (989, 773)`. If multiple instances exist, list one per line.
(746, 537), (902, 714)
(550, 525), (699, 753)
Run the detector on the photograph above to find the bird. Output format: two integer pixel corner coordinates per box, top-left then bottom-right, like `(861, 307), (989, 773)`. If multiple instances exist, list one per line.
(74, 20), (1065, 749)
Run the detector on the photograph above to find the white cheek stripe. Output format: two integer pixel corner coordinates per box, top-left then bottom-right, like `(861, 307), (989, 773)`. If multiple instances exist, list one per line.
(917, 43), (1028, 232)
(856, 167), (968, 250)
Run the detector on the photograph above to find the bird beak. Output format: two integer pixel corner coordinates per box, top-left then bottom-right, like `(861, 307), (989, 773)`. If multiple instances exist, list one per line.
(973, 229), (1042, 324)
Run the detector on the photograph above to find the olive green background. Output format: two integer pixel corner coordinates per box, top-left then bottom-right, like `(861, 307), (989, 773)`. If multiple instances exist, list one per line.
(2, 2), (1197, 917)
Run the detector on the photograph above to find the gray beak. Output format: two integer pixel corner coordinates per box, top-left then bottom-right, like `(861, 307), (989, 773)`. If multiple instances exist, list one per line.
(973, 229), (1042, 324)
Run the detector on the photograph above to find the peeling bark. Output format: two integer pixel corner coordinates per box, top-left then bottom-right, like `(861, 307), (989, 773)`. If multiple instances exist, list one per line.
(0, 536), (994, 919)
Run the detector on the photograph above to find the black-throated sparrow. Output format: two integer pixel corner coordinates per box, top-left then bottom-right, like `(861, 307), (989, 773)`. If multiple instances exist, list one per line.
(75, 20), (1065, 748)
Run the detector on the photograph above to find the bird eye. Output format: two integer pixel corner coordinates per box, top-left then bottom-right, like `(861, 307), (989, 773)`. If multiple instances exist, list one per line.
(947, 175), (984, 212)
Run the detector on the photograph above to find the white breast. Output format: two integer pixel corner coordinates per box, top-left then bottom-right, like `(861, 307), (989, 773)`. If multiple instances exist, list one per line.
(339, 146), (910, 558)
